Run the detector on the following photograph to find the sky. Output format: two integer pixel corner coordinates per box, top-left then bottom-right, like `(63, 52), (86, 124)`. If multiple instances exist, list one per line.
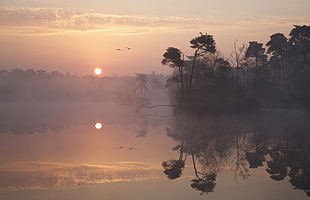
(0, 0), (310, 76)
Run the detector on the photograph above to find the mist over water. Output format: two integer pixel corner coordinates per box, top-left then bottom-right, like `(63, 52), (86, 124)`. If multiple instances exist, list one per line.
(0, 69), (170, 134)
(0, 70), (309, 200)
(1, 25), (310, 200)
(1, 0), (309, 197)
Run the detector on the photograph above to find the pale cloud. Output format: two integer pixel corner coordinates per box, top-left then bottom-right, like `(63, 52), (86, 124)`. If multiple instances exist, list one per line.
(263, 16), (310, 27)
(0, 7), (309, 36)
(0, 7), (233, 35)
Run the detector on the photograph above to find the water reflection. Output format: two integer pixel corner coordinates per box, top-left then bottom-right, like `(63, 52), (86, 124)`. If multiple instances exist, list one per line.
(0, 103), (176, 195)
(0, 162), (161, 190)
(0, 102), (136, 134)
(1, 103), (309, 199)
(162, 111), (310, 197)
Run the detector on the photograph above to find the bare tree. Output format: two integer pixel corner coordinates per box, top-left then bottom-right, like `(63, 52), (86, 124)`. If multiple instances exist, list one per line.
(230, 40), (247, 88)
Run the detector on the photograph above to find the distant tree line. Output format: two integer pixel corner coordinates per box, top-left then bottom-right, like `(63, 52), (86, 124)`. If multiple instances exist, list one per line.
(0, 68), (109, 102)
(162, 25), (310, 114)
(0, 69), (167, 103)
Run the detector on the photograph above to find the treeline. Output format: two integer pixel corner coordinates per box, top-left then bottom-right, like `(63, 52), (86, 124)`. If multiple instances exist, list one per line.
(162, 25), (310, 114)
(0, 68), (116, 102)
(0, 69), (167, 104)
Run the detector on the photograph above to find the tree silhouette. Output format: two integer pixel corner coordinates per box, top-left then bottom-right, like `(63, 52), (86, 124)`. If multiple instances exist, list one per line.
(287, 25), (310, 106)
(189, 32), (216, 91)
(162, 47), (185, 92)
(289, 169), (310, 197)
(233, 135), (250, 182)
(214, 58), (231, 89)
(266, 33), (289, 59)
(245, 41), (267, 68)
(162, 140), (187, 180)
(266, 33), (289, 94)
(161, 25), (310, 113)
(265, 132), (310, 196)
(188, 142), (218, 196)
(230, 41), (247, 88)
(135, 73), (148, 96)
(162, 159), (185, 179)
(162, 112), (310, 197)
(289, 25), (310, 58)
(190, 173), (216, 195)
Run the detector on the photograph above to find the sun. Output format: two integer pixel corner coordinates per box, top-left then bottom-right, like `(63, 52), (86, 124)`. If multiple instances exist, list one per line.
(95, 122), (103, 130)
(94, 67), (102, 76)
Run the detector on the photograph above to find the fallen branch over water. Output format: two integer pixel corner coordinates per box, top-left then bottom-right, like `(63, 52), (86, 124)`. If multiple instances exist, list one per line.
(136, 104), (176, 116)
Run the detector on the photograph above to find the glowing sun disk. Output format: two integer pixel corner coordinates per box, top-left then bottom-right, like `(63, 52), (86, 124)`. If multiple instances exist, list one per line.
(94, 67), (102, 75)
(95, 122), (103, 130)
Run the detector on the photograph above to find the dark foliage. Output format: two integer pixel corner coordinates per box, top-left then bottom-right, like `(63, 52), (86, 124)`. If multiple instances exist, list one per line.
(163, 25), (310, 115)
(162, 159), (185, 179)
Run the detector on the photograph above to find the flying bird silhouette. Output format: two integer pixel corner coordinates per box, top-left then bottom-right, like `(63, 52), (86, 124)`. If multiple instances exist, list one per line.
(114, 48), (122, 51)
(125, 47), (132, 50)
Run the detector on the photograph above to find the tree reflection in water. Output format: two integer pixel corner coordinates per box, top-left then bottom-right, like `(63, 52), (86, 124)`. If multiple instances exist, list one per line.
(161, 111), (310, 197)
(162, 159), (185, 179)
(162, 140), (186, 179)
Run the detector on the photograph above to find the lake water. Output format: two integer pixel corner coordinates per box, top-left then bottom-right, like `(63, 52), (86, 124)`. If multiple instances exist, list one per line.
(0, 103), (309, 200)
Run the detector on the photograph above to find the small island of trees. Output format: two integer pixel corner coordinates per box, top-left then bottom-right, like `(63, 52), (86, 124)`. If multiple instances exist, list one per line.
(162, 25), (310, 115)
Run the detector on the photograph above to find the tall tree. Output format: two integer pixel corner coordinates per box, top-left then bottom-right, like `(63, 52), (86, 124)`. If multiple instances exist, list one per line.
(245, 41), (267, 97)
(231, 41), (247, 87)
(266, 33), (289, 59)
(135, 73), (148, 96)
(189, 32), (216, 91)
(245, 41), (267, 68)
(162, 47), (185, 92)
(266, 33), (289, 93)
(289, 25), (310, 58)
(287, 25), (310, 104)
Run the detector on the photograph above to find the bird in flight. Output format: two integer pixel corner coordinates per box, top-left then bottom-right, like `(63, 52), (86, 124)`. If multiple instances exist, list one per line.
(114, 48), (122, 51)
(128, 147), (135, 150)
(125, 47), (132, 50)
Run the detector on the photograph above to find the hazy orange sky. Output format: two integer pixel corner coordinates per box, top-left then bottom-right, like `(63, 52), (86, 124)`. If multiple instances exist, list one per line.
(0, 0), (310, 76)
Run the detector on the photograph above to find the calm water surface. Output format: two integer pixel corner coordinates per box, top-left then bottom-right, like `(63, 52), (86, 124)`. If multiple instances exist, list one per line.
(0, 103), (309, 200)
